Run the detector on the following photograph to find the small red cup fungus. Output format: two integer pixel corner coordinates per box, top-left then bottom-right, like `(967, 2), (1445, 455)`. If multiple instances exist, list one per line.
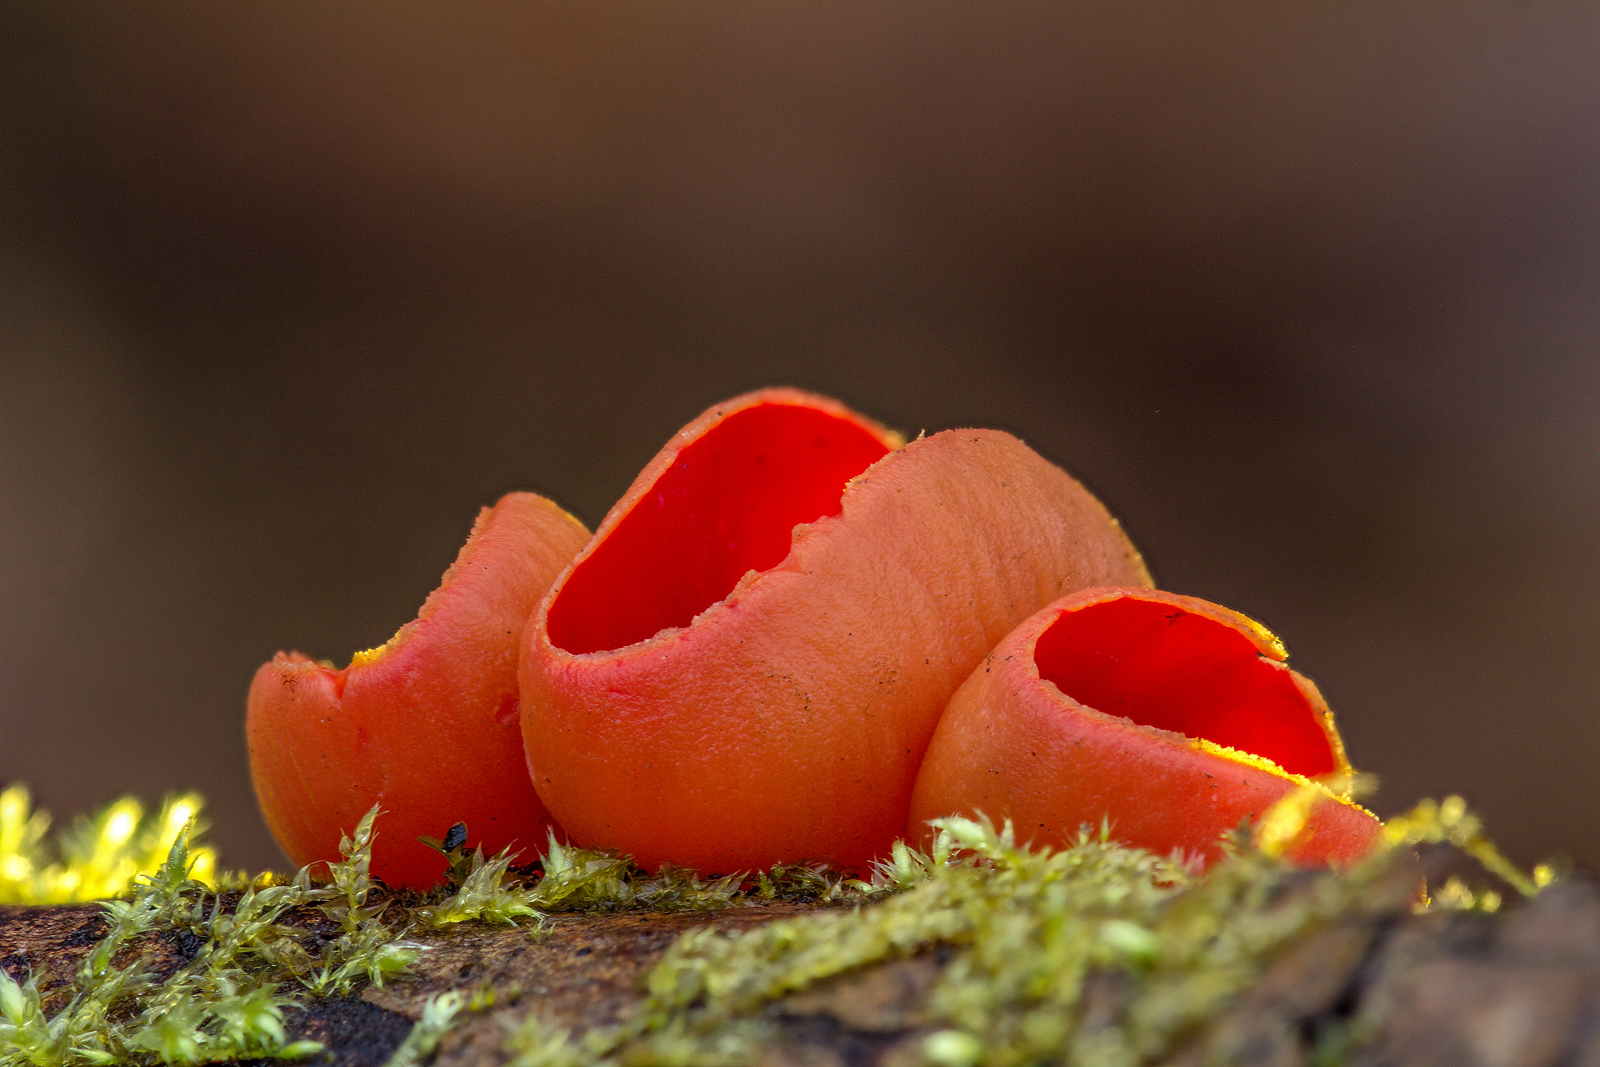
(247, 492), (589, 888)
(520, 389), (1151, 874)
(907, 586), (1381, 867)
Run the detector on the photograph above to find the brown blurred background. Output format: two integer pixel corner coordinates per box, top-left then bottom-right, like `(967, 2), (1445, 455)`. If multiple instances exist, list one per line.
(0, 1), (1595, 873)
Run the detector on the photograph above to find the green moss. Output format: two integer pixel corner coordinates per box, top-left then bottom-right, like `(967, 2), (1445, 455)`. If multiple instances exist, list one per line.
(505, 791), (1547, 1067)
(0, 787), (1547, 1067)
(0, 803), (417, 1066)
(0, 790), (879, 1067)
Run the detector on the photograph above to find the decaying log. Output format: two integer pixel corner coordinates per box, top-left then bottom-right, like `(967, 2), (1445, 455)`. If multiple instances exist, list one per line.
(6, 850), (1599, 1067)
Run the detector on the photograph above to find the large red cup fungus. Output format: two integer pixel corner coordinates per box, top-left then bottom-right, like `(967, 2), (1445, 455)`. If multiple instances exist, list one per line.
(247, 492), (589, 888)
(907, 586), (1382, 867)
(520, 389), (1151, 873)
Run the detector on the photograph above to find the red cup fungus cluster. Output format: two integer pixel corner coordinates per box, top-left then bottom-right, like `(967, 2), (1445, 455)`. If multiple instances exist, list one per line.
(247, 389), (1380, 888)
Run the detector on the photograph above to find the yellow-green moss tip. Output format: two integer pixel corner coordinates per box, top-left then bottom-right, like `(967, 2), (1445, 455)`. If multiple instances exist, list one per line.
(0, 785), (216, 905)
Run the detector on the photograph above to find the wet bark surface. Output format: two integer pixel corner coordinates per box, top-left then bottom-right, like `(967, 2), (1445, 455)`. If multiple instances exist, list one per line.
(6, 856), (1600, 1067)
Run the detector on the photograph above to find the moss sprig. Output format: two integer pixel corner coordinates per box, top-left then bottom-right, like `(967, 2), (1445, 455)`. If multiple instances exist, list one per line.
(380, 991), (465, 1067)
(1382, 794), (1556, 901)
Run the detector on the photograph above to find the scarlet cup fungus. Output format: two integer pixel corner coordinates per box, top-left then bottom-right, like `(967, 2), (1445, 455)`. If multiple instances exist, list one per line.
(907, 586), (1382, 867)
(521, 389), (1151, 874)
(247, 492), (589, 888)
(247, 392), (1381, 882)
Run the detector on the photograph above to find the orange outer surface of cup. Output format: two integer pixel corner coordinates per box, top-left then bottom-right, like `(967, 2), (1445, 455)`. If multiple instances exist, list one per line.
(247, 492), (589, 889)
(520, 389), (1152, 874)
(907, 586), (1382, 868)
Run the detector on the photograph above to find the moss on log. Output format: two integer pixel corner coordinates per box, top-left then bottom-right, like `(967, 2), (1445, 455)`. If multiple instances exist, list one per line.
(4, 841), (1595, 1067)
(1, 791), (1581, 1067)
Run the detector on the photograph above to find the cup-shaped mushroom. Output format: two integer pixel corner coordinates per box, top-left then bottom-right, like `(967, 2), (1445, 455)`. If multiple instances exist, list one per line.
(521, 389), (1151, 873)
(907, 587), (1381, 867)
(247, 492), (589, 888)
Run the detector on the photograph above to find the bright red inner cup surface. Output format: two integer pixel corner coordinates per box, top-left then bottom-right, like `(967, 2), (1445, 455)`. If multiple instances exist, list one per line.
(547, 402), (891, 654)
(1032, 596), (1339, 777)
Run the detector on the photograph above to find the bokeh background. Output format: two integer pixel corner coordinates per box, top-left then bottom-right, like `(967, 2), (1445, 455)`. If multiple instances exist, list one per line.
(1, 1), (1595, 874)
